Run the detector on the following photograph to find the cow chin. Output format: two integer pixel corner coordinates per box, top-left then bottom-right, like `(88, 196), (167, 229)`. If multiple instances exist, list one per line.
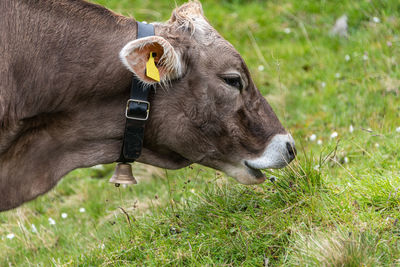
(222, 164), (267, 185)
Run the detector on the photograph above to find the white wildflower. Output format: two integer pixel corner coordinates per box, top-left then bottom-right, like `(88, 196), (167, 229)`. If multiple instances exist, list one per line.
(344, 157), (349, 163)
(99, 243), (105, 250)
(345, 54), (351, 61)
(349, 125), (354, 133)
(363, 54), (368, 61)
(335, 72), (341, 78)
(396, 126), (400, 133)
(6, 233), (15, 239)
(283, 28), (291, 34)
(330, 15), (348, 37)
(61, 213), (68, 219)
(375, 143), (380, 148)
(48, 218), (56, 225)
(372, 17), (380, 23)
(330, 131), (338, 139)
(317, 139), (323, 145)
(321, 82), (326, 88)
(309, 134), (317, 141)
(91, 165), (104, 170)
(31, 224), (37, 233)
(314, 165), (320, 171)
(79, 207), (86, 213)
(258, 65), (265, 71)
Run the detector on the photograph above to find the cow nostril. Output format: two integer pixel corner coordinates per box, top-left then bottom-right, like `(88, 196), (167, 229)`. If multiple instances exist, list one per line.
(286, 142), (297, 160)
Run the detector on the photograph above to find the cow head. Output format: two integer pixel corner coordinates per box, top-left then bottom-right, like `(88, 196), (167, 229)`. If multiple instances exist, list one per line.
(119, 2), (296, 184)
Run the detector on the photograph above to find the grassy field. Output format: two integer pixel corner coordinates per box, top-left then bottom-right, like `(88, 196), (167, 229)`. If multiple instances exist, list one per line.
(2, 0), (400, 265)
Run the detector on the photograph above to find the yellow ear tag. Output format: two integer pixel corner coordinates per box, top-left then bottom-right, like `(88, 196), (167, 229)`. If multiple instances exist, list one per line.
(146, 52), (160, 82)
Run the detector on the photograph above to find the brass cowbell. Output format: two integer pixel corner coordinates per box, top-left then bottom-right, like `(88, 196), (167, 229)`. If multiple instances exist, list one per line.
(109, 163), (137, 187)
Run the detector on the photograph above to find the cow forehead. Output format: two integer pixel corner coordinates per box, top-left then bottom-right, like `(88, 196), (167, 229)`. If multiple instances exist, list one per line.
(200, 45), (244, 69)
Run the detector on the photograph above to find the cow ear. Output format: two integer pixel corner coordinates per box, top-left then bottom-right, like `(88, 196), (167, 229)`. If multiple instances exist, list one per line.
(119, 36), (182, 84)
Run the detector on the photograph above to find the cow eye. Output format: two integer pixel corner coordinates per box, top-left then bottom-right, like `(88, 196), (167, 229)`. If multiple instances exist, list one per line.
(222, 76), (243, 90)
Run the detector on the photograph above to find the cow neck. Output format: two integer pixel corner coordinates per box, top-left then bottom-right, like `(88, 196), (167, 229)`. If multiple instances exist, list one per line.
(117, 21), (155, 163)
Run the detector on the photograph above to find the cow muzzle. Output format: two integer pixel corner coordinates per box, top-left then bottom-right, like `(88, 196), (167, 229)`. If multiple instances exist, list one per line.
(219, 134), (296, 185)
(245, 133), (296, 170)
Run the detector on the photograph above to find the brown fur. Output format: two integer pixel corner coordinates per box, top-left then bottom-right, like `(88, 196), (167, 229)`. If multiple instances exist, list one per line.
(0, 0), (288, 211)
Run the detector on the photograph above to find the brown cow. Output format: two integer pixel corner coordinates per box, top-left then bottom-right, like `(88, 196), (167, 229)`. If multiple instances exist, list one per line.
(0, 0), (296, 211)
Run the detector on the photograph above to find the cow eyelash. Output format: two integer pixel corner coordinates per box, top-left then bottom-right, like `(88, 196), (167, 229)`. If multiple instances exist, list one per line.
(222, 76), (243, 90)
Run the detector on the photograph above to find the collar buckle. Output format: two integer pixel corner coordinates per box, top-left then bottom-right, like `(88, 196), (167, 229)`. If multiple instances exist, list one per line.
(125, 99), (150, 121)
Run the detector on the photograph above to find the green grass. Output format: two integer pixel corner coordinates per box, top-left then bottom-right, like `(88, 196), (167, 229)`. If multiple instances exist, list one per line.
(2, 0), (400, 265)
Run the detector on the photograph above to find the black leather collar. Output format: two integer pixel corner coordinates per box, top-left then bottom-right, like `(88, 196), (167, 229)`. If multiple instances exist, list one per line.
(117, 21), (155, 163)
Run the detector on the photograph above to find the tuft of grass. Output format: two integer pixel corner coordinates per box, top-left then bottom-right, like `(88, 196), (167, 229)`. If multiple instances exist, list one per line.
(267, 150), (325, 206)
(288, 229), (382, 266)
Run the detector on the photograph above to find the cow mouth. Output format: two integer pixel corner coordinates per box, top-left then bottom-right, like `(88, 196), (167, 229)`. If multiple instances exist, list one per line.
(244, 161), (266, 183)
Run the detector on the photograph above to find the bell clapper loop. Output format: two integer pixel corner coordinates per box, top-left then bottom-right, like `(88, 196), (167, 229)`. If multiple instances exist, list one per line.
(109, 163), (138, 186)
